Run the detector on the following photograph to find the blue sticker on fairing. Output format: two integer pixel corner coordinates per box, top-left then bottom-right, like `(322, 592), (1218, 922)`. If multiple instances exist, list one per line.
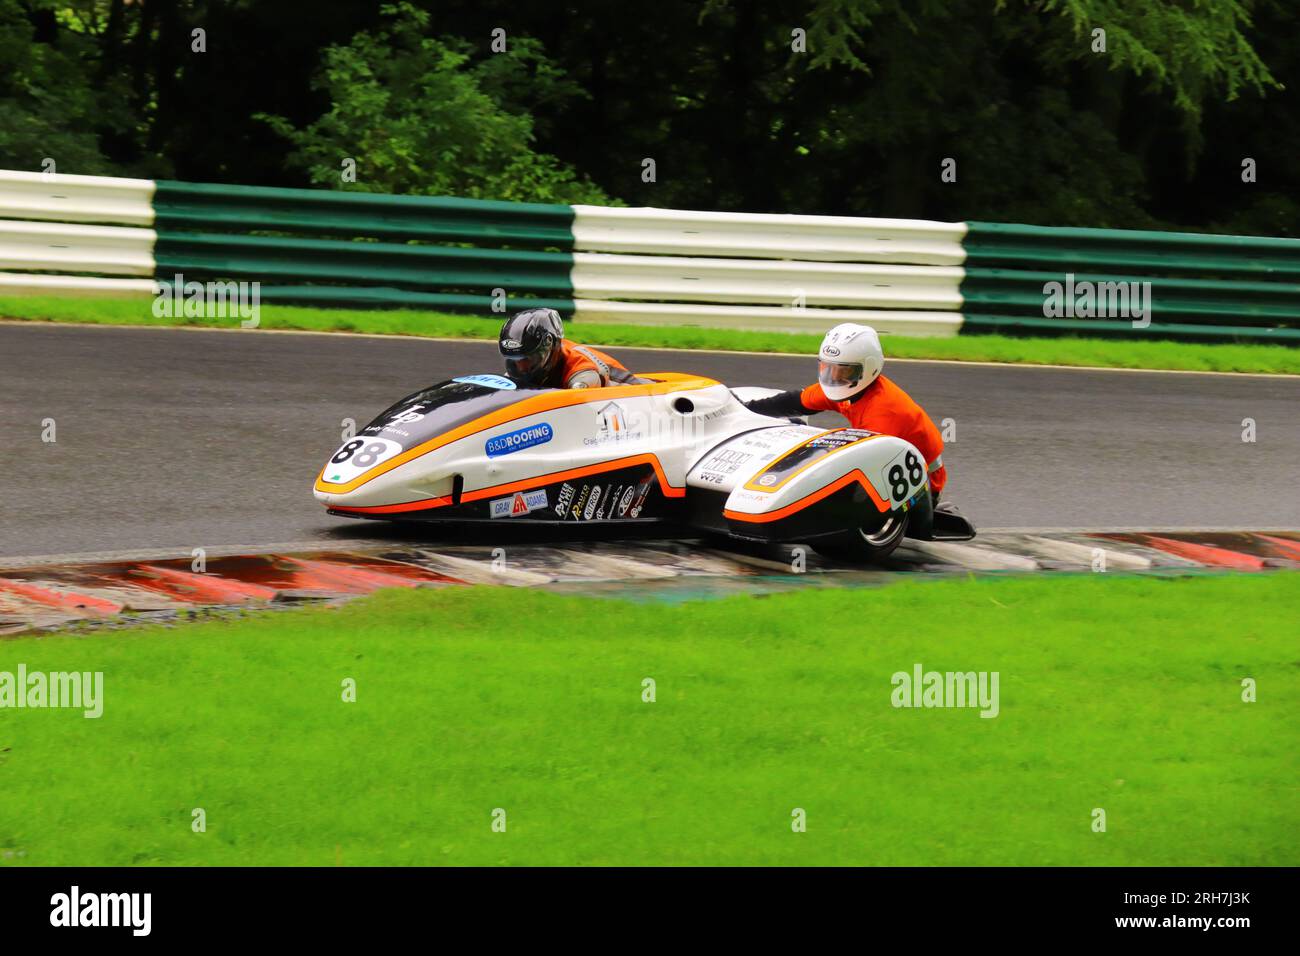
(454, 374), (517, 390)
(485, 422), (554, 457)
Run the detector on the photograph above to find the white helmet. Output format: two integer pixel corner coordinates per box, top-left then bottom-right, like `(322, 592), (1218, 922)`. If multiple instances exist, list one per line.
(817, 323), (883, 401)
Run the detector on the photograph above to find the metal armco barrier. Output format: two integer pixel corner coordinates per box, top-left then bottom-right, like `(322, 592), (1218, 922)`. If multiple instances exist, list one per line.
(1, 168), (1296, 343)
(961, 221), (1300, 342)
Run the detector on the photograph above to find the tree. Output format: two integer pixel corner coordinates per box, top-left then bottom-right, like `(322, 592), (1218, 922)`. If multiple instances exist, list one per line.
(256, 3), (614, 204)
(799, 0), (1278, 120)
(0, 0), (130, 174)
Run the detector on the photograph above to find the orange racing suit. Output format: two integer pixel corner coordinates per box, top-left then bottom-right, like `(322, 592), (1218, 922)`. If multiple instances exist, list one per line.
(748, 375), (947, 495)
(555, 342), (640, 389)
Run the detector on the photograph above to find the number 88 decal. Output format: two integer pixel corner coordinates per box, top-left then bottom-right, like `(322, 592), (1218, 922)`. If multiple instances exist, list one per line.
(325, 436), (402, 482)
(887, 451), (926, 502)
(333, 440), (388, 468)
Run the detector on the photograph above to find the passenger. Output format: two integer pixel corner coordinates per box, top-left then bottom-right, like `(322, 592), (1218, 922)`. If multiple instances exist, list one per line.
(743, 323), (949, 503)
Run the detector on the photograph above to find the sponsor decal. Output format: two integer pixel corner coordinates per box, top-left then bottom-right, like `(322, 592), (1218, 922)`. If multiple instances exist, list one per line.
(692, 448), (753, 483)
(502, 338), (522, 349)
(388, 404), (427, 425)
(584, 401), (642, 446)
(823, 345), (841, 357)
(583, 485), (603, 520)
(453, 374), (516, 390)
(554, 482), (576, 516)
(617, 486), (636, 516)
(596, 485), (614, 519)
(629, 474), (654, 518)
(571, 485), (591, 520)
(490, 489), (548, 518)
(734, 425), (819, 455)
(743, 428), (878, 494)
(598, 402), (626, 434)
(709, 450), (752, 469)
(485, 422), (553, 458)
(807, 430), (870, 450)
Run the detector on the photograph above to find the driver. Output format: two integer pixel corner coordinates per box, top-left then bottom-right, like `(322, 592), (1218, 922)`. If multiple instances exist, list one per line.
(743, 323), (949, 503)
(499, 308), (639, 389)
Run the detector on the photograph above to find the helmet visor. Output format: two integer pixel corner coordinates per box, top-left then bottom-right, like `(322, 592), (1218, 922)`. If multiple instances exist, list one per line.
(504, 339), (556, 386)
(818, 360), (864, 391)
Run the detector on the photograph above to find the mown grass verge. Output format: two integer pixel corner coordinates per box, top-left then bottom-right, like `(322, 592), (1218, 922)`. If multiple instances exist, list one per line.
(0, 571), (1295, 866)
(3, 296), (1297, 374)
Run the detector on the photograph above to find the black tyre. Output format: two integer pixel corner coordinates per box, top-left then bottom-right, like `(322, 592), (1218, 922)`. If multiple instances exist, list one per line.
(812, 510), (909, 563)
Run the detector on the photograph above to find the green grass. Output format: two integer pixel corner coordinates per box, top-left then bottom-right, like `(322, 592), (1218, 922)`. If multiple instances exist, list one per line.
(4, 296), (1298, 374)
(1, 572), (1295, 866)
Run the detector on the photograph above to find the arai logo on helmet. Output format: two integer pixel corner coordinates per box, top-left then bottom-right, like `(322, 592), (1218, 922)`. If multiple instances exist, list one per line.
(823, 345), (841, 357)
(501, 339), (522, 350)
(453, 374), (516, 390)
(485, 422), (553, 458)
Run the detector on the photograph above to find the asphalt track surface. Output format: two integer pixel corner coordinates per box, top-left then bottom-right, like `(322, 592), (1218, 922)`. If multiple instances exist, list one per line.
(2, 322), (1298, 559)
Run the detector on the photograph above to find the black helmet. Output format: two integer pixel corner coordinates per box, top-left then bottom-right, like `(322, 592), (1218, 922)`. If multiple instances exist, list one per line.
(499, 308), (565, 386)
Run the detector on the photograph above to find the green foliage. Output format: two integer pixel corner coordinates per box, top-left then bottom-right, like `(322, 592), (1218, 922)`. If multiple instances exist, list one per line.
(800, 0), (1279, 118)
(0, 0), (123, 174)
(1024, 0), (1278, 116)
(0, 0), (1293, 229)
(256, 4), (614, 204)
(686, 0), (1289, 227)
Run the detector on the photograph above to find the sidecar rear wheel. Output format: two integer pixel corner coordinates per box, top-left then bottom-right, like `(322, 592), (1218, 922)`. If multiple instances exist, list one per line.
(813, 511), (909, 563)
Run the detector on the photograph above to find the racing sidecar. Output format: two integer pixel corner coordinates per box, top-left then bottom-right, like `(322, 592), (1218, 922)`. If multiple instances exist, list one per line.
(313, 372), (975, 561)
